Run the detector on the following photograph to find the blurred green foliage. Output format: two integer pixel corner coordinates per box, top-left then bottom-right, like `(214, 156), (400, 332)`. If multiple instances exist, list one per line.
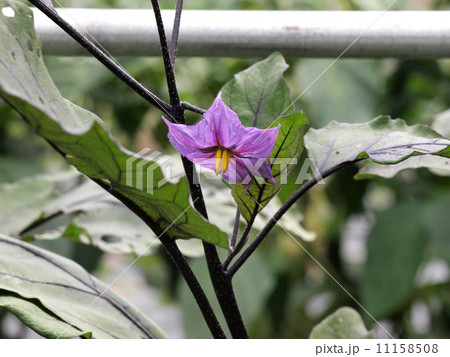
(0, 0), (449, 339)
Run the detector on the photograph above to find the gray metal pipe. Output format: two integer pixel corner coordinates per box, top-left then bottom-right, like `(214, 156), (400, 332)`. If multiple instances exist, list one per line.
(31, 9), (450, 59)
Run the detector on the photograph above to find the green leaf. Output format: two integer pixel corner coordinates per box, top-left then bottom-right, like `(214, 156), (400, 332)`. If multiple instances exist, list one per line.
(0, 175), (163, 256)
(310, 307), (374, 339)
(304, 116), (450, 174)
(355, 110), (450, 179)
(356, 155), (450, 179)
(0, 176), (55, 236)
(361, 203), (428, 319)
(0, 170), (79, 236)
(221, 52), (292, 128)
(29, 181), (163, 255)
(232, 111), (308, 222)
(0, 234), (166, 338)
(0, 291), (88, 339)
(0, 1), (228, 249)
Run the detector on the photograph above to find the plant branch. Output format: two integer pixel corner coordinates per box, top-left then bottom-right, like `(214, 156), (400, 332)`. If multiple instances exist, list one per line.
(27, 0), (172, 117)
(202, 243), (249, 338)
(169, 0), (184, 67)
(91, 179), (226, 338)
(223, 221), (251, 270)
(229, 208), (241, 249)
(223, 183), (265, 269)
(181, 101), (206, 114)
(150, 0), (248, 338)
(159, 237), (226, 338)
(227, 161), (356, 277)
(150, 0), (180, 109)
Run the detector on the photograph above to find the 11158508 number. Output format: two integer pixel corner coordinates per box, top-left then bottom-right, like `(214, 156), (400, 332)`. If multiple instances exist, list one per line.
(376, 343), (438, 354)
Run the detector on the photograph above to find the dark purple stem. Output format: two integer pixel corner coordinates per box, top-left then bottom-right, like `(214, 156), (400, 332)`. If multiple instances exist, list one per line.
(230, 208), (241, 249)
(150, 0), (248, 339)
(169, 0), (184, 67)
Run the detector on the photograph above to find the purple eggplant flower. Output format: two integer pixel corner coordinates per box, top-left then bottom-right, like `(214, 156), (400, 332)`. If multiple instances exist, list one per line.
(163, 93), (280, 191)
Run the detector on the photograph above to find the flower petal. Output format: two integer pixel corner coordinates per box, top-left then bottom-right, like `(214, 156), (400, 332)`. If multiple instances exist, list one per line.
(234, 125), (280, 158)
(239, 158), (276, 194)
(222, 157), (252, 185)
(240, 158), (276, 185)
(192, 153), (217, 171)
(204, 93), (244, 149)
(191, 155), (249, 184)
(163, 116), (217, 160)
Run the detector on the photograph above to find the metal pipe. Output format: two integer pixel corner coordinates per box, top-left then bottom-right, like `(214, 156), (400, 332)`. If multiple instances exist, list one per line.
(31, 9), (450, 58)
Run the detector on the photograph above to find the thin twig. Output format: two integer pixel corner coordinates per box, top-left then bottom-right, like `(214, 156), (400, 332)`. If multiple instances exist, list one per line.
(181, 101), (206, 115)
(28, 0), (173, 117)
(226, 161), (356, 278)
(223, 183), (265, 269)
(169, 0), (184, 67)
(223, 217), (254, 270)
(150, 0), (180, 108)
(230, 208), (241, 249)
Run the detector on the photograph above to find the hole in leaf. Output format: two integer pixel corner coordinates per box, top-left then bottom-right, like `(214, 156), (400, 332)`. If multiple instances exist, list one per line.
(2, 7), (15, 17)
(79, 233), (91, 244)
(101, 235), (121, 244)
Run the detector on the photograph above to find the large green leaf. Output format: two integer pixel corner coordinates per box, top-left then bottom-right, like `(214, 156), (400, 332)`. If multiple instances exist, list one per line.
(355, 110), (450, 179)
(0, 170), (80, 235)
(232, 112), (308, 222)
(0, 176), (55, 236)
(30, 180), (163, 255)
(0, 235), (166, 338)
(361, 203), (429, 319)
(221, 52), (292, 128)
(304, 116), (450, 174)
(0, 1), (227, 249)
(0, 174), (163, 255)
(0, 291), (87, 339)
(309, 307), (374, 339)
(356, 155), (450, 179)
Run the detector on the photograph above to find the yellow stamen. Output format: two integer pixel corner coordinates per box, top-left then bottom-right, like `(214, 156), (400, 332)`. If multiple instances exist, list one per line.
(214, 148), (231, 175)
(222, 149), (230, 174)
(215, 148), (223, 174)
